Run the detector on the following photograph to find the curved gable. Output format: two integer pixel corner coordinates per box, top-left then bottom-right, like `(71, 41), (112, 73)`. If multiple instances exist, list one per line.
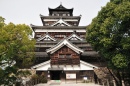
(37, 33), (56, 41)
(67, 33), (83, 41)
(51, 19), (72, 26)
(46, 39), (83, 54)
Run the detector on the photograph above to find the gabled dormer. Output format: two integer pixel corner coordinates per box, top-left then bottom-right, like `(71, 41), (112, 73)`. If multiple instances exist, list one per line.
(51, 19), (72, 26)
(67, 31), (83, 41)
(37, 32), (56, 41)
(46, 39), (83, 65)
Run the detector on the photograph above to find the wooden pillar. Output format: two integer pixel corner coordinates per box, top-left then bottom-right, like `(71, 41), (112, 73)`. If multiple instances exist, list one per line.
(102, 81), (105, 86)
(94, 72), (98, 84)
(113, 80), (116, 86)
(122, 80), (125, 86)
(107, 79), (110, 86)
(48, 71), (50, 81)
(97, 79), (100, 85)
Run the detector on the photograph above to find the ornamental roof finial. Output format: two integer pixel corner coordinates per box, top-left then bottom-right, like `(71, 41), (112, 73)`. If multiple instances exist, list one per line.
(60, 2), (62, 5)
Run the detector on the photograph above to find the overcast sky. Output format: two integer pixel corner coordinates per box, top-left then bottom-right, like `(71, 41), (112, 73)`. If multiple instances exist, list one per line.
(0, 0), (109, 26)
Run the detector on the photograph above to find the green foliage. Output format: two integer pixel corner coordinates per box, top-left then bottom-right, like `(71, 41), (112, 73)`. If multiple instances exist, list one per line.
(16, 70), (31, 78)
(0, 66), (17, 85)
(87, 1), (130, 85)
(31, 73), (48, 83)
(0, 16), (35, 85)
(112, 54), (129, 68)
(40, 77), (47, 83)
(31, 74), (39, 80)
(39, 72), (47, 83)
(87, 0), (130, 69)
(0, 16), (5, 28)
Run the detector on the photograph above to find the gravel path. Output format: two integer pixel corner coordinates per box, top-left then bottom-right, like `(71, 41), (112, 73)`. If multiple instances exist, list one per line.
(35, 82), (102, 86)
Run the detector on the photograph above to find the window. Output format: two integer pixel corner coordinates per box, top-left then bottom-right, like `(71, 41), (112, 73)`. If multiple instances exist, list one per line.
(45, 23), (49, 26)
(59, 54), (65, 58)
(59, 54), (71, 58)
(57, 14), (59, 16)
(80, 35), (85, 37)
(63, 14), (66, 16)
(55, 35), (65, 37)
(35, 48), (39, 52)
(74, 23), (77, 26)
(66, 54), (71, 58)
(36, 34), (41, 37)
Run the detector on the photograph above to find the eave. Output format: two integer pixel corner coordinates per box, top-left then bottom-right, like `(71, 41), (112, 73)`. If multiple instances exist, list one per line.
(48, 8), (73, 16)
(34, 51), (99, 58)
(40, 15), (81, 25)
(31, 60), (98, 71)
(30, 24), (87, 31)
(40, 15), (81, 19)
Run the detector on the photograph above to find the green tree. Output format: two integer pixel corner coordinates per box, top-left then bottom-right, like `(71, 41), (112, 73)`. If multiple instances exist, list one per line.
(86, 0), (130, 85)
(0, 16), (35, 85)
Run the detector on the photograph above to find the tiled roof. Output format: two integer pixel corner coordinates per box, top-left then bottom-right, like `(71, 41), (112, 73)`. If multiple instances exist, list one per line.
(46, 39), (84, 54)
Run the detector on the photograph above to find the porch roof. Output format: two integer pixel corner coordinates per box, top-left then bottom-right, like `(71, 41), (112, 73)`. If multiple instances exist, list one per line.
(31, 60), (98, 71)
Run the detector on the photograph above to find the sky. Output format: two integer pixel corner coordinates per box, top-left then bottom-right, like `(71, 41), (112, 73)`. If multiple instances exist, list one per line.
(0, 0), (109, 26)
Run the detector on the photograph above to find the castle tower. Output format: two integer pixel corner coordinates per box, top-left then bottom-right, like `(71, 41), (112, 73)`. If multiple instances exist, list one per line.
(31, 4), (102, 81)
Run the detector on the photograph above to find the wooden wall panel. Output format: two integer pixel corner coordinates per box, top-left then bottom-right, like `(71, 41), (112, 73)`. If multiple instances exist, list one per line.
(50, 46), (80, 65)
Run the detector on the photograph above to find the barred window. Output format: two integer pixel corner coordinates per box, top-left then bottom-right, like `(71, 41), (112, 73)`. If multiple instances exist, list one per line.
(66, 54), (71, 58)
(59, 54), (65, 58)
(55, 35), (65, 37)
(36, 34), (41, 37)
(59, 54), (71, 58)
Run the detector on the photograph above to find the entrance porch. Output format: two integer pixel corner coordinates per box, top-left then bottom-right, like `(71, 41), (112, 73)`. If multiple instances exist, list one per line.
(32, 60), (98, 82)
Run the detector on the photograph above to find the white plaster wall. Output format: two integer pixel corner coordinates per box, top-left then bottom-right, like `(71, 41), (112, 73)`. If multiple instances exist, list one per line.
(36, 63), (50, 71)
(35, 29), (86, 32)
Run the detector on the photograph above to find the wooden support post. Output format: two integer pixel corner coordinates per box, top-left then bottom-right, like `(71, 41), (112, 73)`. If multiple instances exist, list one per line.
(76, 72), (77, 84)
(58, 64), (59, 68)
(107, 79), (110, 86)
(33, 80), (34, 85)
(122, 80), (125, 86)
(71, 64), (73, 67)
(113, 80), (116, 86)
(102, 81), (104, 86)
(97, 79), (100, 85)
(65, 73), (66, 84)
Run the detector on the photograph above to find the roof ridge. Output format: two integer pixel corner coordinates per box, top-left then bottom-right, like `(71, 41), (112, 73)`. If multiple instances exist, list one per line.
(48, 4), (73, 10)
